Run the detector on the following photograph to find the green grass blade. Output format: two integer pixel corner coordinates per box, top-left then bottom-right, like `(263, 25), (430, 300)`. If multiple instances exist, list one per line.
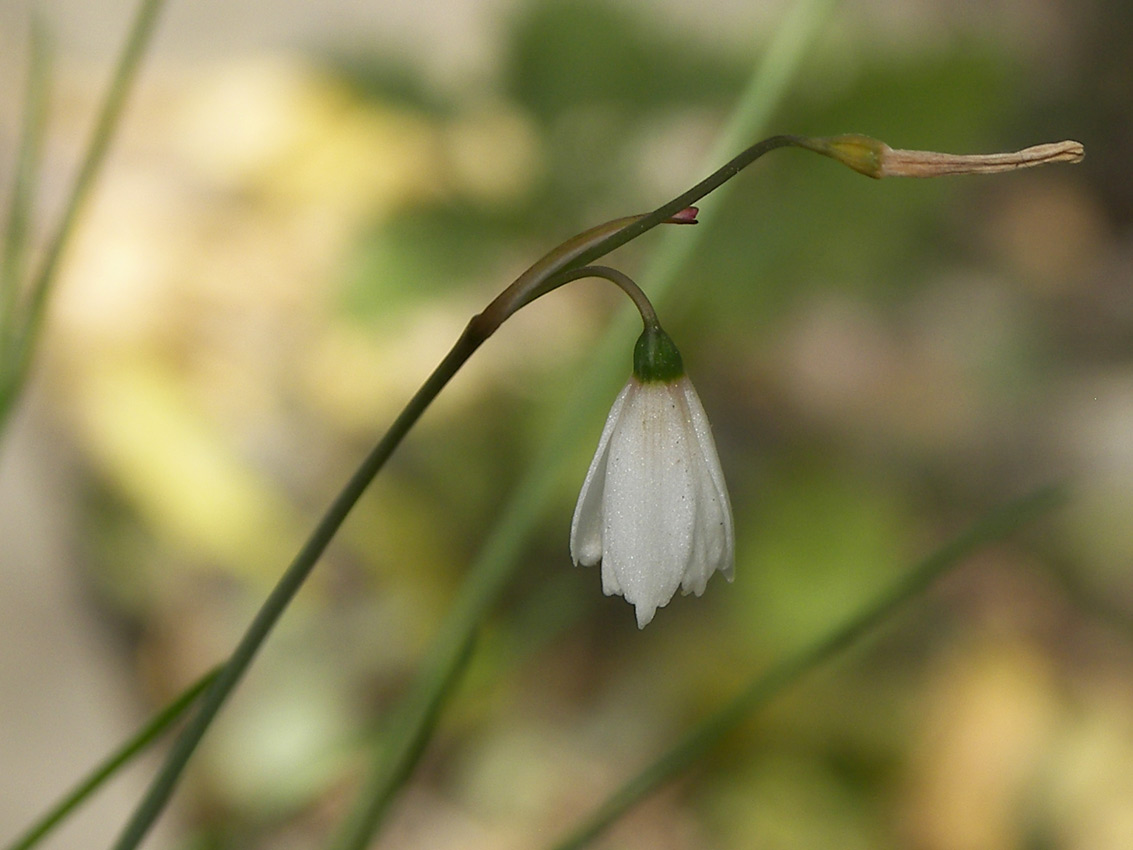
(641, 0), (838, 287)
(327, 630), (479, 847)
(1, 18), (51, 394)
(547, 484), (1067, 850)
(2, 668), (219, 850)
(326, 2), (841, 848)
(0, 0), (167, 434)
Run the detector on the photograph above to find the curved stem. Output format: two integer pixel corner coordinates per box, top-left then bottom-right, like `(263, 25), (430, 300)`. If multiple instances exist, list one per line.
(470, 210), (696, 339)
(107, 225), (696, 849)
(545, 265), (661, 330)
(557, 134), (801, 270)
(475, 135), (803, 337)
(110, 134), (822, 849)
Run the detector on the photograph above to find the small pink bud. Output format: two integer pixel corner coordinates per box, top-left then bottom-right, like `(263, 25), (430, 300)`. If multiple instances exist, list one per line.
(666, 206), (699, 225)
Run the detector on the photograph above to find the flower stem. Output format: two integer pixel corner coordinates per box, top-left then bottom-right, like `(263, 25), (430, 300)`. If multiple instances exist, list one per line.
(109, 221), (700, 850)
(547, 484), (1068, 850)
(547, 265), (662, 330)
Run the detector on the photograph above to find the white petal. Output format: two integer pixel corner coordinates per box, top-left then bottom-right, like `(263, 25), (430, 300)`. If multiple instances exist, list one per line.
(601, 382), (698, 627)
(673, 377), (735, 594)
(570, 372), (735, 628)
(570, 380), (634, 567)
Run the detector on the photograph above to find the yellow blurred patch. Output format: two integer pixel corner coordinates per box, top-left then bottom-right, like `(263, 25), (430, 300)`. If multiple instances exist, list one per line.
(75, 357), (302, 580)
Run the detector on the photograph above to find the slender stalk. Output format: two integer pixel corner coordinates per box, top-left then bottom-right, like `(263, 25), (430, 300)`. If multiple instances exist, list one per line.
(110, 216), (699, 850)
(3, 668), (219, 850)
(471, 211), (698, 338)
(0, 0), (167, 434)
(548, 265), (661, 330)
(533, 135), (802, 279)
(548, 484), (1068, 850)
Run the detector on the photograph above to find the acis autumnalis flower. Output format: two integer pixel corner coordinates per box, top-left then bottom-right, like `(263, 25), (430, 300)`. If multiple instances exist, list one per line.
(570, 325), (734, 627)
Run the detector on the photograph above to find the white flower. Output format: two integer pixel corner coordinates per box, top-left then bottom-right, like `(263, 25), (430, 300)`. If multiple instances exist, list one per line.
(570, 356), (734, 628)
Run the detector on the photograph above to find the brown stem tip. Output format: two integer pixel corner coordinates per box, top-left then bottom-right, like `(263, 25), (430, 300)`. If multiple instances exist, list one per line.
(801, 135), (1085, 179)
(880, 139), (1085, 178)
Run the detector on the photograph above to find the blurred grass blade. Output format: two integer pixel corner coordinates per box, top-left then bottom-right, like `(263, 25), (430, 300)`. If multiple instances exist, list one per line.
(548, 484), (1068, 850)
(3, 668), (219, 850)
(1, 18), (51, 387)
(327, 2), (840, 848)
(327, 630), (479, 847)
(640, 0), (838, 281)
(0, 0), (167, 435)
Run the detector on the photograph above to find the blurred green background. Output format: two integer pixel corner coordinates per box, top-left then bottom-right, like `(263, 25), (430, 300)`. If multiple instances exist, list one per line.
(1, 0), (1131, 848)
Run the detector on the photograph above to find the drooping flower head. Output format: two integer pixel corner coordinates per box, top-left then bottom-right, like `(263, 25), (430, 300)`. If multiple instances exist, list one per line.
(571, 325), (734, 627)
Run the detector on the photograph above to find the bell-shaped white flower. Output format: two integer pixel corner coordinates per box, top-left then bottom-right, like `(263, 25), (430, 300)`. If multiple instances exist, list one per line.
(571, 326), (734, 627)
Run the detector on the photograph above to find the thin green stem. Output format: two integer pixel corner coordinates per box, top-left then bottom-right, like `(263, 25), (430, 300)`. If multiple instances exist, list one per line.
(545, 134), (803, 280)
(109, 201), (703, 849)
(0, 18), (50, 410)
(467, 131), (821, 340)
(477, 212), (696, 332)
(550, 265), (661, 330)
(3, 668), (219, 850)
(548, 484), (1068, 850)
(110, 214), (698, 850)
(0, 0), (166, 435)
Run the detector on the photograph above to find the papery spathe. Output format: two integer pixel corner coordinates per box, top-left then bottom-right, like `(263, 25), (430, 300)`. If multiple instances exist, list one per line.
(570, 374), (734, 627)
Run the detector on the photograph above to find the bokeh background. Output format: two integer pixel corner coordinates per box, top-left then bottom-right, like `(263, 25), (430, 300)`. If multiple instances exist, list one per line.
(1, 0), (1132, 847)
